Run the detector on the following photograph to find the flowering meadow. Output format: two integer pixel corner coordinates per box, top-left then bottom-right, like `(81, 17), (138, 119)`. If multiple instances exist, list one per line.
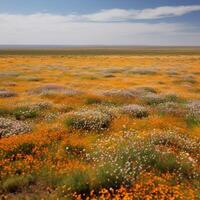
(0, 53), (200, 199)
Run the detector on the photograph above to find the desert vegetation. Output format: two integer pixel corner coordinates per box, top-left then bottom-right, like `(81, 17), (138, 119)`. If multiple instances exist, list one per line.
(0, 51), (200, 199)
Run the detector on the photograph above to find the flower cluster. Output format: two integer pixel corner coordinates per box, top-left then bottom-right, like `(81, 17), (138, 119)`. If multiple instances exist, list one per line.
(186, 100), (200, 117)
(121, 104), (149, 118)
(0, 117), (32, 137)
(157, 102), (185, 116)
(0, 90), (16, 98)
(101, 89), (134, 98)
(65, 109), (112, 131)
(28, 84), (81, 96)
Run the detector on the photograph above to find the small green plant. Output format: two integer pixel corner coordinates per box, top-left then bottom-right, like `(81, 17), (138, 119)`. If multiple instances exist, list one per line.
(94, 162), (125, 190)
(157, 102), (185, 117)
(130, 68), (157, 75)
(64, 118), (76, 128)
(0, 108), (10, 117)
(2, 174), (36, 193)
(58, 105), (73, 113)
(65, 144), (85, 159)
(60, 169), (90, 195)
(0, 117), (32, 137)
(13, 107), (38, 120)
(121, 104), (149, 118)
(142, 94), (165, 106)
(85, 97), (102, 105)
(26, 76), (43, 82)
(165, 94), (184, 103)
(140, 87), (157, 94)
(104, 74), (115, 78)
(154, 152), (178, 173)
(65, 110), (111, 131)
(5, 142), (35, 158)
(37, 168), (63, 189)
(0, 90), (17, 98)
(186, 115), (200, 127)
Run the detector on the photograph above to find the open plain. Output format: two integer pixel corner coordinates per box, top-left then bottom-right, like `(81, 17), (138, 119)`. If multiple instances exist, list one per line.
(0, 48), (200, 199)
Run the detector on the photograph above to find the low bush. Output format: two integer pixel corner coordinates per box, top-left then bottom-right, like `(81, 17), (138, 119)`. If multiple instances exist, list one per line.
(28, 85), (81, 96)
(182, 75), (197, 84)
(57, 105), (73, 113)
(0, 117), (32, 137)
(149, 131), (200, 155)
(142, 93), (166, 105)
(5, 142), (36, 158)
(0, 108), (10, 117)
(94, 162), (125, 190)
(186, 115), (200, 127)
(25, 76), (43, 82)
(59, 169), (90, 195)
(142, 93), (183, 106)
(101, 89), (134, 98)
(85, 97), (102, 105)
(2, 174), (36, 193)
(0, 90), (17, 98)
(129, 68), (157, 75)
(138, 87), (157, 94)
(13, 107), (38, 120)
(138, 147), (179, 173)
(89, 130), (200, 192)
(65, 144), (86, 159)
(157, 102), (185, 116)
(164, 94), (183, 103)
(185, 101), (200, 127)
(121, 104), (149, 118)
(65, 110), (112, 131)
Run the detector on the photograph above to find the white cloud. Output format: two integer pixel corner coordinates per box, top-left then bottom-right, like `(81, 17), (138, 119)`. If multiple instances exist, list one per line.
(0, 6), (200, 45)
(134, 5), (200, 20)
(83, 5), (200, 22)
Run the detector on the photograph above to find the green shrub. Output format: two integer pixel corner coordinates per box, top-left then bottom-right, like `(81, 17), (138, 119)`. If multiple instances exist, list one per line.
(37, 169), (63, 189)
(142, 94), (165, 105)
(13, 107), (38, 120)
(65, 110), (111, 131)
(186, 115), (200, 127)
(0, 108), (10, 117)
(104, 74), (115, 78)
(0, 117), (32, 137)
(89, 136), (139, 190)
(139, 87), (157, 94)
(154, 152), (178, 173)
(164, 94), (180, 102)
(85, 97), (102, 105)
(178, 160), (195, 178)
(2, 174), (36, 193)
(58, 105), (73, 113)
(94, 163), (125, 190)
(65, 144), (85, 159)
(65, 118), (76, 128)
(185, 101), (200, 127)
(182, 75), (197, 84)
(121, 104), (149, 118)
(0, 90), (17, 98)
(60, 169), (90, 195)
(157, 102), (185, 117)
(130, 68), (157, 75)
(26, 77), (43, 82)
(5, 142), (35, 158)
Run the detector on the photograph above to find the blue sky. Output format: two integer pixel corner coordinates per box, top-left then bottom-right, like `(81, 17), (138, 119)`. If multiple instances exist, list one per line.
(0, 0), (200, 45)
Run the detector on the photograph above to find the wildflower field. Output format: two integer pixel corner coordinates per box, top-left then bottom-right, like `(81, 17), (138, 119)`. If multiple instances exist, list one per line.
(0, 49), (200, 199)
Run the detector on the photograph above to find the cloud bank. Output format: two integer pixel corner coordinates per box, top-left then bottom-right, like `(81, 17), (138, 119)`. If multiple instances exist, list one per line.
(0, 5), (200, 45)
(82, 5), (200, 22)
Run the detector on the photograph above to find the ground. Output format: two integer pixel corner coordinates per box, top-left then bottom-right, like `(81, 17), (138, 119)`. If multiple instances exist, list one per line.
(0, 51), (200, 199)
